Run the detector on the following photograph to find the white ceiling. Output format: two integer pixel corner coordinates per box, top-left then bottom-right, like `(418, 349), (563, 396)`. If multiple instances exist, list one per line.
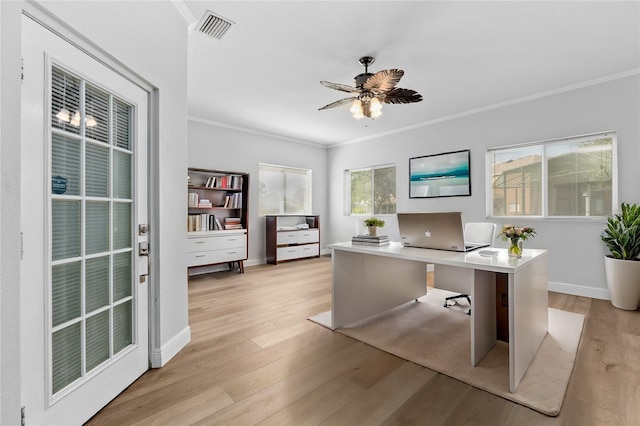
(181, 1), (639, 147)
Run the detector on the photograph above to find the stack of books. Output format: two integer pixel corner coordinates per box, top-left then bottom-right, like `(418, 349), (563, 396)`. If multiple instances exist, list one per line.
(224, 217), (242, 230)
(198, 199), (212, 208)
(351, 235), (390, 247)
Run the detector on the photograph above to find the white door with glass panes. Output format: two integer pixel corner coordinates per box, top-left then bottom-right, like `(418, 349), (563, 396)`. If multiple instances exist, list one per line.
(20, 15), (150, 425)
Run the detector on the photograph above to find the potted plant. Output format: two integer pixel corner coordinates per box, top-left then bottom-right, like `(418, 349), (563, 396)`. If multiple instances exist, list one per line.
(601, 202), (640, 310)
(364, 217), (385, 236)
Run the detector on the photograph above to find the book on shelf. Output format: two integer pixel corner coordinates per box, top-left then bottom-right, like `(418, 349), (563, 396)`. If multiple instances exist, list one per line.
(222, 193), (242, 208)
(187, 213), (218, 232)
(215, 218), (223, 230)
(188, 192), (199, 207)
(197, 174), (244, 190)
(223, 217), (243, 230)
(229, 175), (243, 189)
(198, 198), (212, 208)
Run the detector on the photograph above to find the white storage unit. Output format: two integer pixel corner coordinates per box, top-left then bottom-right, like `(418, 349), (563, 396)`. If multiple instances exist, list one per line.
(187, 167), (249, 274)
(266, 215), (320, 264)
(187, 230), (247, 270)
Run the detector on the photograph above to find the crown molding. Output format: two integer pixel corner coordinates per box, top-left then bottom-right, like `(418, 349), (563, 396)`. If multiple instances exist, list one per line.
(331, 68), (640, 148)
(187, 116), (328, 149)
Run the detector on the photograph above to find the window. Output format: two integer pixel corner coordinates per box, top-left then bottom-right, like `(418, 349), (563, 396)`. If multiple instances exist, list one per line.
(347, 164), (396, 215)
(258, 163), (311, 215)
(489, 132), (615, 218)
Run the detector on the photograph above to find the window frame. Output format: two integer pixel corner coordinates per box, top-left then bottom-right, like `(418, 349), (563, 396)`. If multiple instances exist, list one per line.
(345, 163), (397, 216)
(258, 162), (312, 216)
(486, 131), (617, 220)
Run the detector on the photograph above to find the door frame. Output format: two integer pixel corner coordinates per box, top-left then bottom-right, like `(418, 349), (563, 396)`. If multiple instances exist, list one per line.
(22, 1), (161, 370)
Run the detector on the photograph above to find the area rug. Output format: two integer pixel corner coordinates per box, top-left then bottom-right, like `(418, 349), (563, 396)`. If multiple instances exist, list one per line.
(308, 288), (584, 416)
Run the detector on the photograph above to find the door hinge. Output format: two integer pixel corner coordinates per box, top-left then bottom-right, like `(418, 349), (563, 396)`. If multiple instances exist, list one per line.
(21, 58), (24, 83)
(21, 406), (25, 426)
(20, 232), (24, 260)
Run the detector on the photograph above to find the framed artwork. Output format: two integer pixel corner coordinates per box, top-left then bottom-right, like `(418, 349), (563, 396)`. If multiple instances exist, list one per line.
(409, 149), (471, 198)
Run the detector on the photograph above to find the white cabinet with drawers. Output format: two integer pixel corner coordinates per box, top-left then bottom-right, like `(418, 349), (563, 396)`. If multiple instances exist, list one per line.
(187, 230), (247, 271)
(266, 215), (320, 264)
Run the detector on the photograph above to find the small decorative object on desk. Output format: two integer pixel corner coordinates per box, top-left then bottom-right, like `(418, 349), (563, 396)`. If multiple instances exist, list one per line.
(363, 217), (385, 237)
(352, 235), (390, 247)
(498, 225), (536, 258)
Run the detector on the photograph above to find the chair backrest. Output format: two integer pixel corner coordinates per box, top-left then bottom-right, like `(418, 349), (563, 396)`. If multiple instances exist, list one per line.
(464, 222), (497, 247)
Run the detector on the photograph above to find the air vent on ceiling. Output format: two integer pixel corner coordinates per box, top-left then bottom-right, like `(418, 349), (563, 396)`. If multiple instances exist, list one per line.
(197, 11), (234, 40)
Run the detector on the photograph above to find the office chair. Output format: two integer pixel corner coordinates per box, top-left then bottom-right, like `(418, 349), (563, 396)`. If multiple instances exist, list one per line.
(443, 222), (497, 315)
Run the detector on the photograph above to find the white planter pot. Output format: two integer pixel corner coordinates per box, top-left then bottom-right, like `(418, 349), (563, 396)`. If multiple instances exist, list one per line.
(604, 256), (640, 310)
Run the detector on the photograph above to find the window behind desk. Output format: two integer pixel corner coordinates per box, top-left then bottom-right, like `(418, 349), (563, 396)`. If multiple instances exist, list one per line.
(488, 131), (615, 218)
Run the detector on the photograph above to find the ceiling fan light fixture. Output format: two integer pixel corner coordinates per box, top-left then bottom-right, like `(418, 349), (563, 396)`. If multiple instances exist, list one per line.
(319, 56), (422, 120)
(350, 99), (364, 119)
(370, 97), (382, 113)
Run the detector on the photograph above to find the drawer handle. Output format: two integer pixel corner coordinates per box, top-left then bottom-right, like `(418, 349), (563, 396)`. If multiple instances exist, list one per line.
(195, 241), (206, 244)
(228, 238), (237, 241)
(195, 255), (205, 258)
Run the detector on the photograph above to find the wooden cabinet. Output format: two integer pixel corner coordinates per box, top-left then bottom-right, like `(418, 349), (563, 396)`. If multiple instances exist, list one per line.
(266, 215), (320, 264)
(187, 168), (249, 273)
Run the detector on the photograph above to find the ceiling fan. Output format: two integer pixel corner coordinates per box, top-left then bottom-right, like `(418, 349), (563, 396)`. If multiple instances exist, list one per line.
(319, 56), (423, 119)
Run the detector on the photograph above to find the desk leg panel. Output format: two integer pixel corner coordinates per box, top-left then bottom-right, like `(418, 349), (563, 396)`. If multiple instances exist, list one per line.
(508, 254), (549, 392)
(470, 270), (497, 365)
(331, 250), (426, 329)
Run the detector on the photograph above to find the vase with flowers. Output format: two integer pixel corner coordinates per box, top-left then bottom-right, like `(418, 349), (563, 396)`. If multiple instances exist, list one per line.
(498, 225), (536, 257)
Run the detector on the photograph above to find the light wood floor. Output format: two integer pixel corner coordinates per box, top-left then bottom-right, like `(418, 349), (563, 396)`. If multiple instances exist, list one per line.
(87, 256), (640, 425)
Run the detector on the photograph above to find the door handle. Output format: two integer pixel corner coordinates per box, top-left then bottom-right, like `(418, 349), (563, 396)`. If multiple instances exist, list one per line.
(139, 241), (150, 283)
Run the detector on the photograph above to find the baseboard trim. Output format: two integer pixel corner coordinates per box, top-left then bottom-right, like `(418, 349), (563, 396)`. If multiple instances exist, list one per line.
(548, 281), (610, 300)
(151, 326), (191, 368)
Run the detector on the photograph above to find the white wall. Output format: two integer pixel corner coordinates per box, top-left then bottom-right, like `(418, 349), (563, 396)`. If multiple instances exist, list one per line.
(328, 75), (640, 299)
(188, 119), (329, 264)
(0, 2), (23, 423)
(25, 0), (190, 365)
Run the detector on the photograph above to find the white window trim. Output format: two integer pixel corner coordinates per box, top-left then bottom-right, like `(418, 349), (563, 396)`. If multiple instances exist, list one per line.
(345, 163), (396, 216)
(486, 131), (617, 220)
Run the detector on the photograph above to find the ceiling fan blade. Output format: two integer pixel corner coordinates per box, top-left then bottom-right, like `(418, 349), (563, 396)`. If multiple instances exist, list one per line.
(320, 81), (359, 93)
(380, 88), (423, 104)
(363, 69), (404, 94)
(319, 97), (357, 110)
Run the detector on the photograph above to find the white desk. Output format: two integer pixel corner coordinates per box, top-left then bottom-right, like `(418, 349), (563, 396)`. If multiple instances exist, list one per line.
(327, 241), (548, 392)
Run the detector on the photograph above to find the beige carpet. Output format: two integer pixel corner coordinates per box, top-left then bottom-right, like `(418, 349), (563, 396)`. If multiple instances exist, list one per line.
(309, 288), (584, 416)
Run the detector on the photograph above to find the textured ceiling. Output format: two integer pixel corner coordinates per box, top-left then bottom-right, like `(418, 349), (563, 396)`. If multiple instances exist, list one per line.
(181, 1), (640, 146)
